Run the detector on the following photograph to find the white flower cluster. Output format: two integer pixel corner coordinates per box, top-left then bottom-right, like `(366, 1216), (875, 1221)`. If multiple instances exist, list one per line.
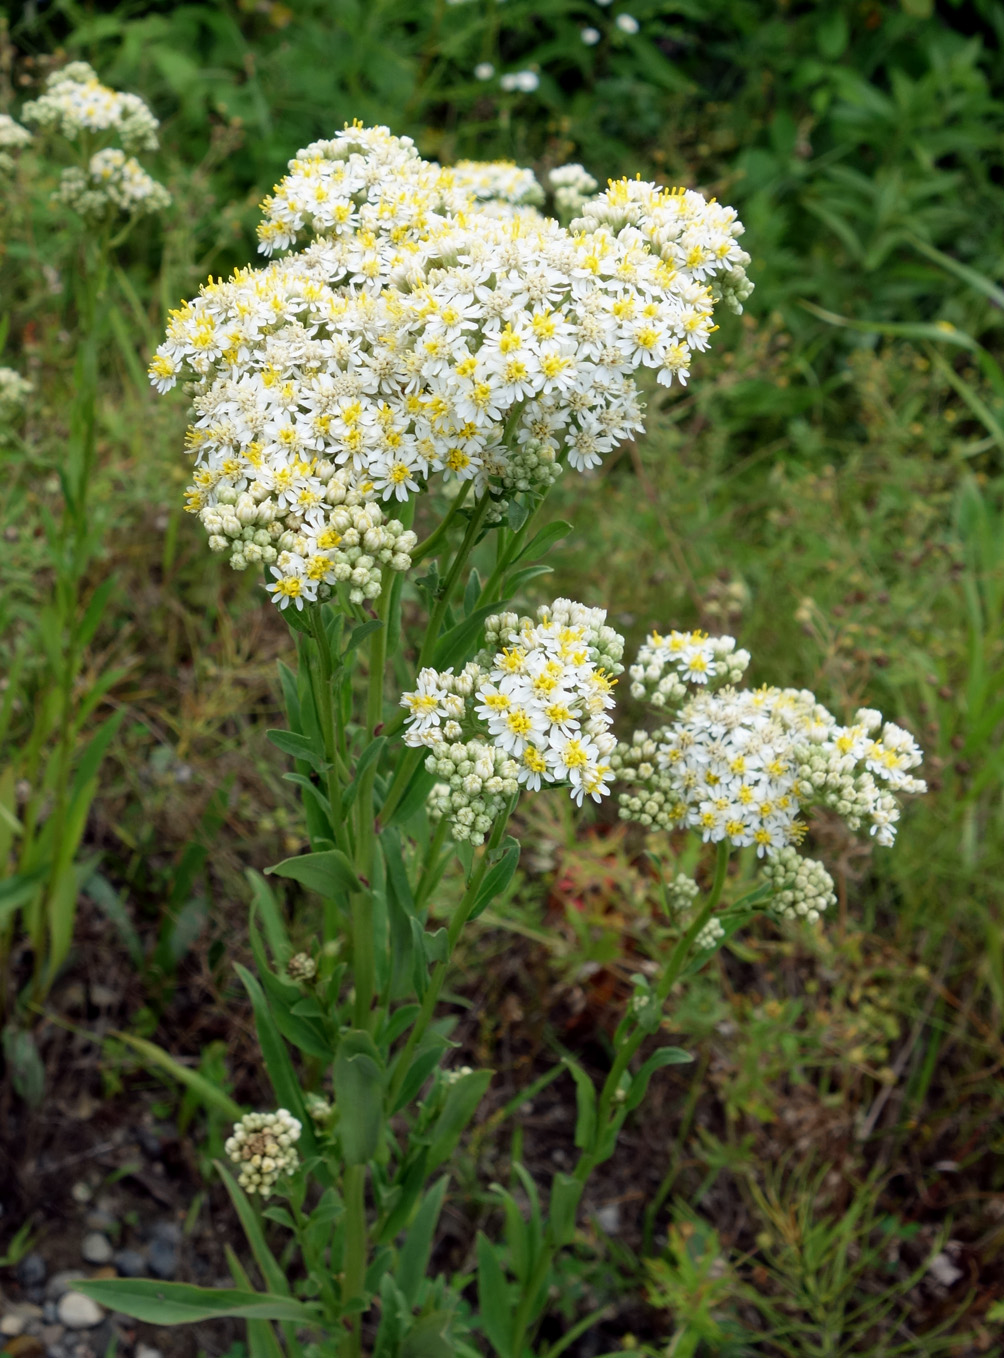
(0, 113), (32, 172)
(54, 147), (171, 220)
(762, 846), (836, 925)
(614, 632), (926, 857)
(22, 62), (159, 151)
(402, 600), (624, 819)
(0, 367), (32, 423)
(224, 1108), (301, 1197)
(548, 163), (599, 218)
(286, 951), (317, 981)
(664, 871), (700, 914)
(198, 466), (417, 611)
(694, 917), (725, 950)
(572, 177), (754, 315)
(630, 628), (751, 705)
(149, 126), (750, 604)
(21, 62), (169, 221)
(450, 159), (544, 210)
(426, 740), (520, 845)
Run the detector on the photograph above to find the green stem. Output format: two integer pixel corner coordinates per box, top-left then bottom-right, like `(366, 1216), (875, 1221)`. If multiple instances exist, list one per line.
(410, 481), (471, 566)
(508, 843), (731, 1356)
(351, 584), (389, 1031)
(309, 607), (353, 864)
(477, 494), (548, 608)
(387, 803), (514, 1108)
(341, 1163), (367, 1358)
(417, 492), (492, 667)
(414, 816), (450, 913)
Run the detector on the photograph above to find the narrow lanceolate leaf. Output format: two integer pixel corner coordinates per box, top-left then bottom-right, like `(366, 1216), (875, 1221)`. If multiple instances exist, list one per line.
(475, 1234), (513, 1357)
(267, 849), (360, 898)
(110, 1031), (242, 1121)
(215, 1160), (290, 1297)
(234, 965), (317, 1160)
(73, 1279), (322, 1325)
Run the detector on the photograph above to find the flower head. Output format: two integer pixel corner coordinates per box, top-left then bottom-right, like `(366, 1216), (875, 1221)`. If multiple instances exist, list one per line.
(225, 1109), (302, 1197)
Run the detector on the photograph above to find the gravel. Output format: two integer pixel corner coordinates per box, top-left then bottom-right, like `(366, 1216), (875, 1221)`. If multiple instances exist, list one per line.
(15, 1254), (47, 1288)
(80, 1234), (113, 1266)
(112, 1248), (146, 1278)
(147, 1238), (177, 1280)
(56, 1293), (104, 1330)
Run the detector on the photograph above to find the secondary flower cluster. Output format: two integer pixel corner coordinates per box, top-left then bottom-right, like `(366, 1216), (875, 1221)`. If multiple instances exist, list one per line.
(0, 113), (32, 173)
(22, 61), (159, 150)
(548, 163), (599, 217)
(572, 177), (754, 316)
(148, 125), (751, 604)
(21, 62), (169, 222)
(54, 146), (171, 220)
(200, 466), (416, 609)
(762, 847), (836, 925)
(225, 1108), (302, 1197)
(0, 367), (32, 424)
(614, 628), (926, 917)
(630, 628), (751, 704)
(402, 600), (624, 828)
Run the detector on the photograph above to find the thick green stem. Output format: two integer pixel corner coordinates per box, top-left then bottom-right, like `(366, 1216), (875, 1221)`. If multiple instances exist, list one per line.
(387, 804), (514, 1108)
(350, 585), (389, 1030)
(309, 608), (353, 864)
(508, 842), (731, 1356)
(410, 481), (471, 566)
(341, 1163), (367, 1358)
(417, 493), (492, 667)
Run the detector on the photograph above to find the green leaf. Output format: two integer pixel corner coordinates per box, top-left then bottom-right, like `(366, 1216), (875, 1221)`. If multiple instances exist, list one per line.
(391, 1042), (447, 1115)
(266, 729), (330, 774)
(73, 1279), (321, 1325)
(2, 1025), (44, 1106)
(549, 1173), (583, 1247)
(475, 1233), (513, 1357)
(267, 849), (360, 898)
(513, 520), (571, 564)
(469, 841), (519, 920)
(624, 1047), (693, 1113)
(110, 1031), (242, 1121)
(223, 1249), (287, 1358)
(400, 1310), (455, 1358)
(397, 1175), (450, 1308)
(801, 301), (982, 353)
(343, 736), (388, 813)
(432, 599), (511, 671)
(0, 866), (48, 924)
(427, 1069), (492, 1172)
(333, 1029), (385, 1165)
(346, 619), (384, 654)
(215, 1161), (289, 1297)
(234, 965), (316, 1159)
(246, 869), (291, 965)
(563, 1057), (596, 1150)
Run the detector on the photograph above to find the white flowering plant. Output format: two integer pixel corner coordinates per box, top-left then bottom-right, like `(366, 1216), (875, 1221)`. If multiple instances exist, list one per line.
(0, 64), (172, 1021)
(78, 125), (924, 1357)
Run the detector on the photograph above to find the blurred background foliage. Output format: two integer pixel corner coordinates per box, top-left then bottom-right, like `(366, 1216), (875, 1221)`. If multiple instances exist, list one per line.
(3, 0), (1004, 1352)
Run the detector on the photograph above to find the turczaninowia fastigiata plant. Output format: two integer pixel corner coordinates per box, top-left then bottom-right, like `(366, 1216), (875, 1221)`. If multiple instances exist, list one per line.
(79, 125), (922, 1358)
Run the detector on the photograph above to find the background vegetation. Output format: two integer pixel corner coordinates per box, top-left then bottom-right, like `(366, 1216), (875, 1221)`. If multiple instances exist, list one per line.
(2, 0), (1004, 1352)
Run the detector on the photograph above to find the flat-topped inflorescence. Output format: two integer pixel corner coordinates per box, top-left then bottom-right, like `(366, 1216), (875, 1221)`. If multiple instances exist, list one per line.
(55, 147), (171, 219)
(401, 599), (625, 835)
(22, 61), (160, 152)
(615, 626), (926, 921)
(147, 123), (753, 609)
(21, 61), (169, 222)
